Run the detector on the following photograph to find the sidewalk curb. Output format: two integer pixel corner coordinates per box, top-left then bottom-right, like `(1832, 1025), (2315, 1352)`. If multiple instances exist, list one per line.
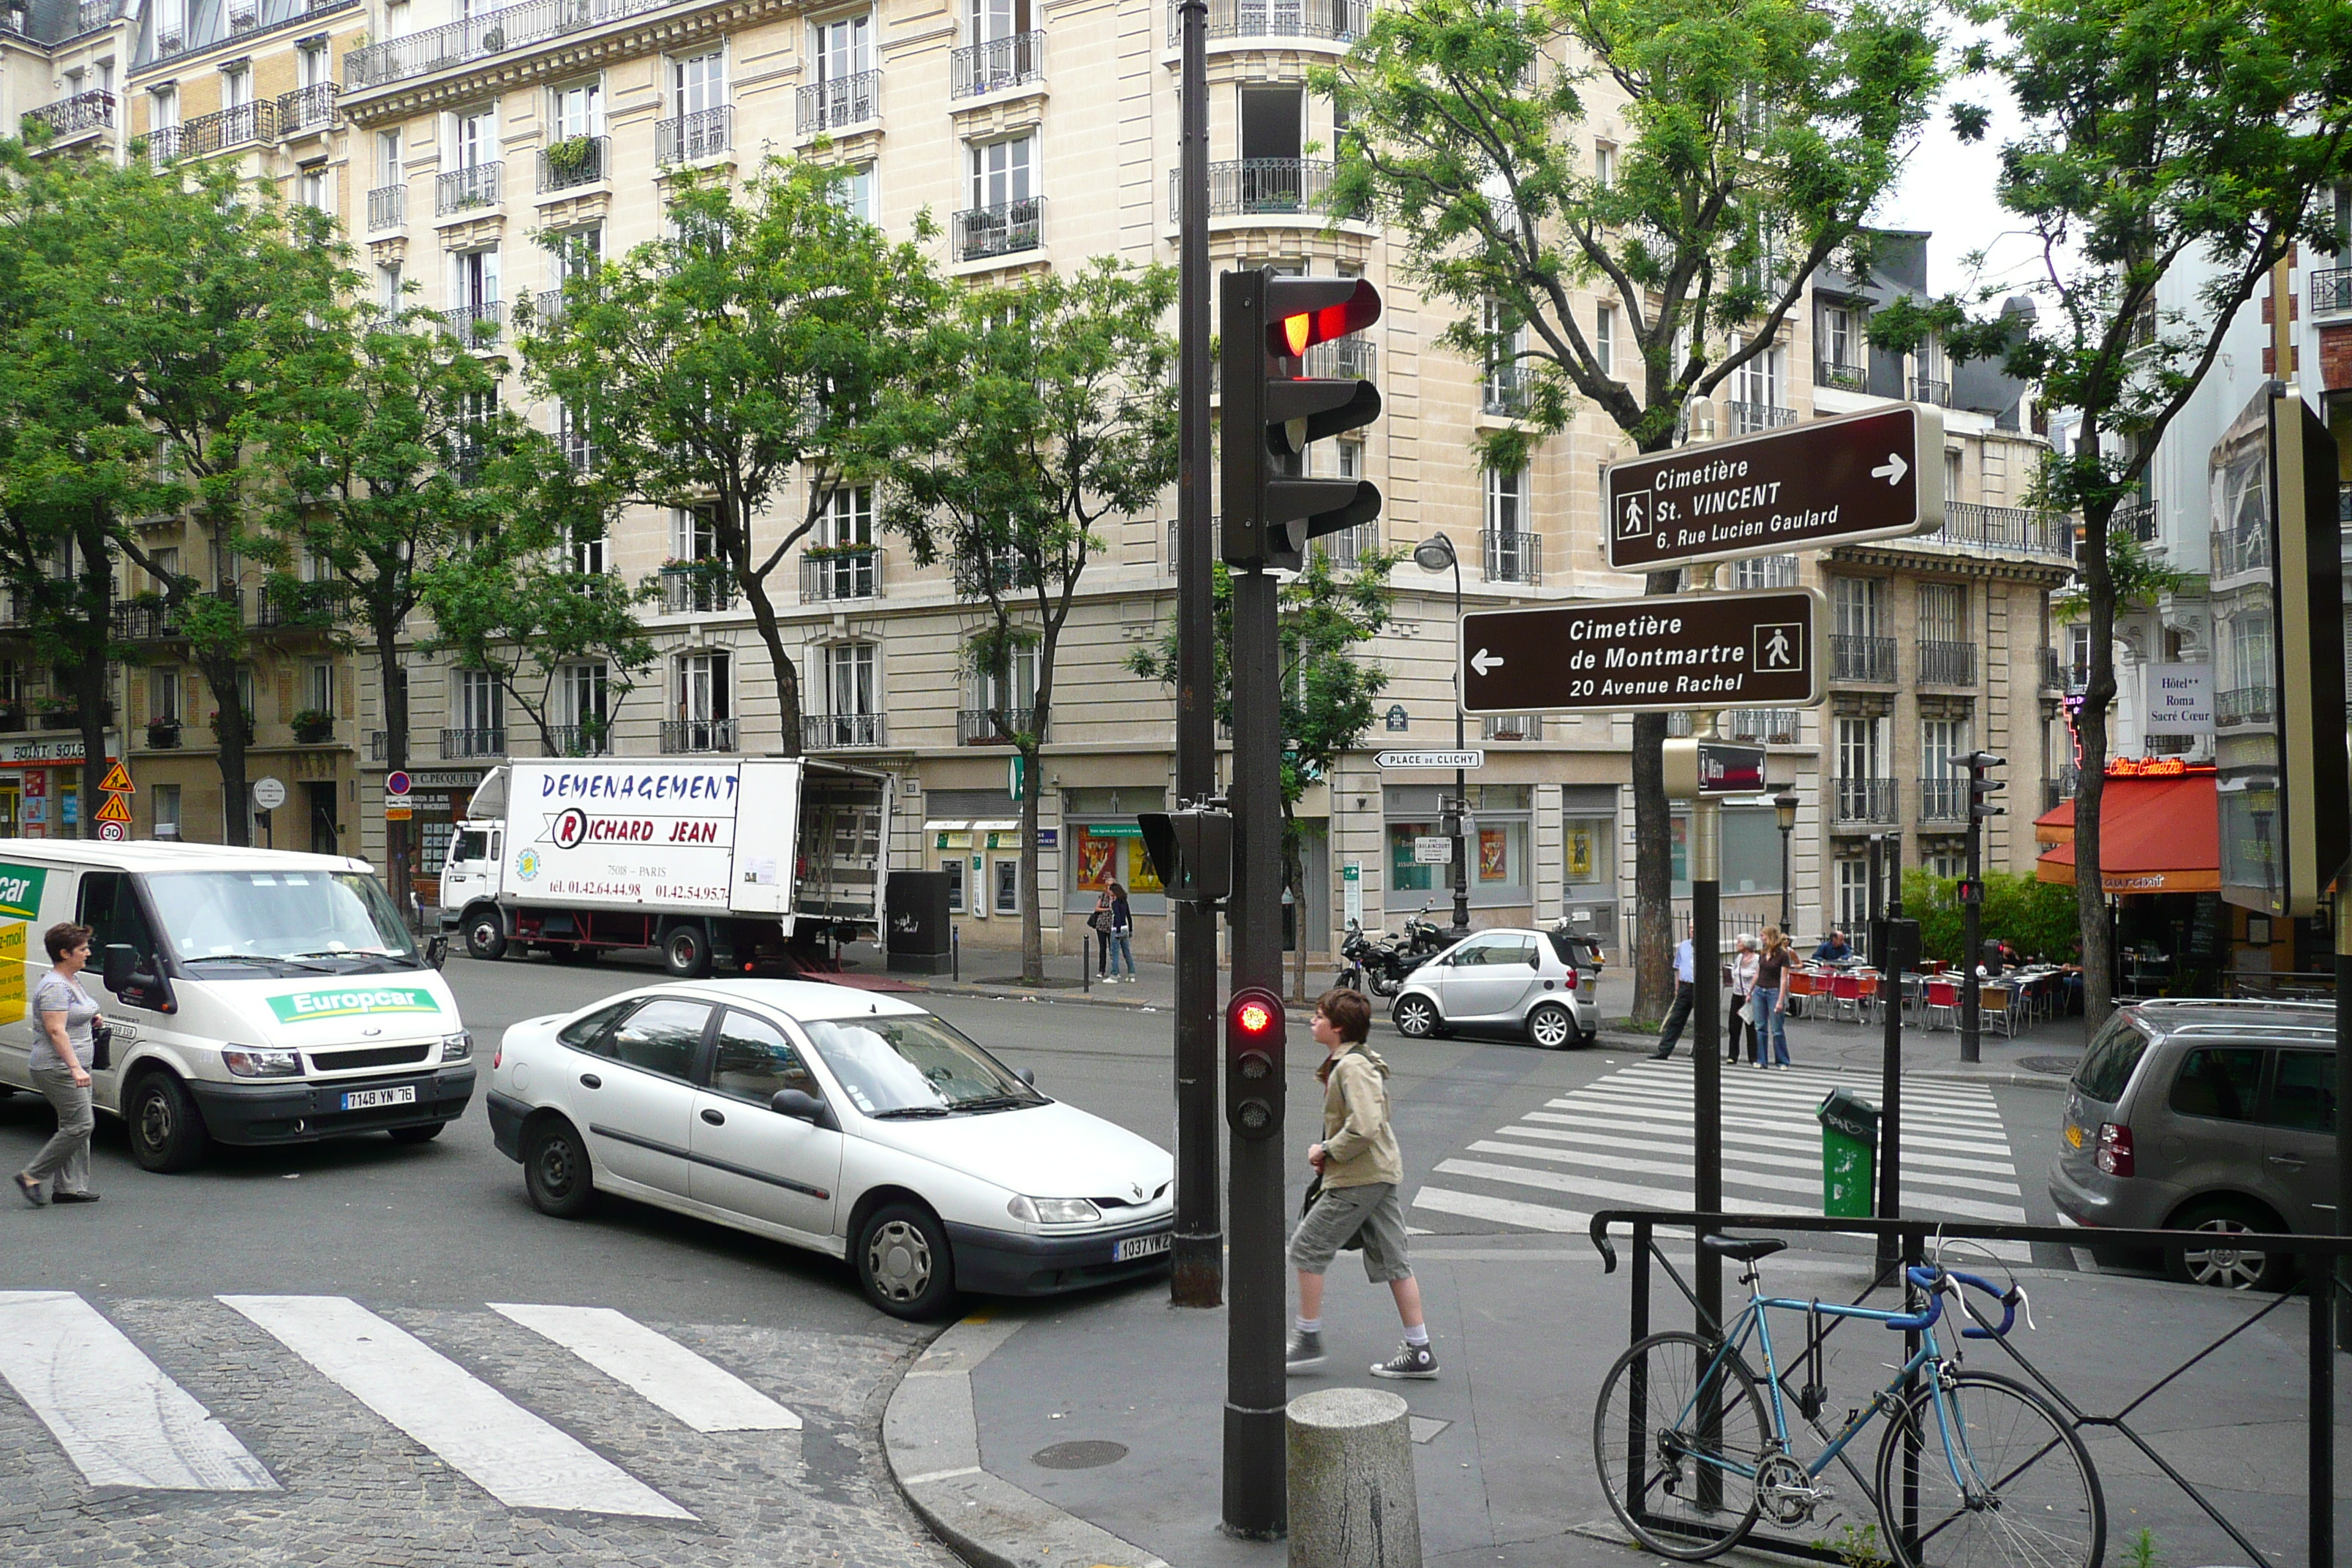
(883, 1315), (1169, 1568)
(897, 981), (1169, 1013)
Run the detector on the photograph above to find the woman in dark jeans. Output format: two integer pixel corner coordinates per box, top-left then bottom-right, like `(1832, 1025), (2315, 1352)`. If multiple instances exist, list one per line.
(1106, 881), (1136, 981)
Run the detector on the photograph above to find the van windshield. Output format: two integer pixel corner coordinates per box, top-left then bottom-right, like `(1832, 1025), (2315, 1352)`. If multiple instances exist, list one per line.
(141, 870), (421, 974)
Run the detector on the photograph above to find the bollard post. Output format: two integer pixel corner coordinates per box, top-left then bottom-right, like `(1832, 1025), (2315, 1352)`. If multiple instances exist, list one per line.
(1286, 1388), (1420, 1568)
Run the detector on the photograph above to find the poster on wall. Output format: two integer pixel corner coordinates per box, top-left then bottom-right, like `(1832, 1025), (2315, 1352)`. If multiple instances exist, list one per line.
(1077, 833), (1117, 891)
(1479, 829), (1507, 881)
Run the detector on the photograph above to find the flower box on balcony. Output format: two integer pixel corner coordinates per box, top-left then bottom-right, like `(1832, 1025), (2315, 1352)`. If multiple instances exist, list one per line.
(37, 703), (75, 730)
(0, 707), (24, 734)
(292, 709), (336, 744)
(543, 135), (597, 181)
(146, 720), (182, 749)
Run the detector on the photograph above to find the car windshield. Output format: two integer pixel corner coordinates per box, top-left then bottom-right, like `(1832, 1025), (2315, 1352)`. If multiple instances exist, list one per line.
(142, 870), (420, 973)
(800, 1013), (1047, 1117)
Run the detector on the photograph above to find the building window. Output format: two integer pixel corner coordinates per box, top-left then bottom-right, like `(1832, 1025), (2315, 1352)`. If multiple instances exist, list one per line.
(1594, 302), (1615, 376)
(834, 161), (876, 223)
(148, 668), (182, 724)
(150, 84), (177, 131)
(1485, 466), (1525, 533)
(969, 134), (1034, 210)
(826, 642), (877, 717)
(453, 105), (494, 168)
(678, 650), (730, 723)
(551, 79), (601, 137)
(306, 660), (334, 717)
(675, 48), (725, 115)
(452, 246), (500, 314)
(1819, 303), (1855, 369)
(993, 857), (1019, 915)
(1593, 140), (1616, 187)
(377, 128), (402, 184)
(673, 505), (717, 562)
(568, 519), (606, 576)
(821, 486), (872, 551)
(298, 165), (330, 213)
(1733, 554), (1798, 589)
(456, 668), (503, 736)
(1945, 447), (1964, 502)
(1918, 581), (1968, 644)
(1836, 859), (1869, 932)
(1836, 715), (1882, 780)
(376, 262), (404, 312)
(814, 12), (870, 82)
(222, 64), (252, 109)
(1833, 574), (1881, 638)
(1336, 437), (1362, 480)
(1929, 849), (1965, 880)
(1481, 296), (1526, 413)
(154, 784), (182, 839)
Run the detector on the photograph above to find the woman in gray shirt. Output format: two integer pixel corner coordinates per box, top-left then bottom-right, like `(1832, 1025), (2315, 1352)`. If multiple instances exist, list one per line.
(15, 921), (101, 1206)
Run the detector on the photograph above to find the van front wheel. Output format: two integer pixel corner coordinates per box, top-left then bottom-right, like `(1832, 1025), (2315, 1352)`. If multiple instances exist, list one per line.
(127, 1071), (211, 1173)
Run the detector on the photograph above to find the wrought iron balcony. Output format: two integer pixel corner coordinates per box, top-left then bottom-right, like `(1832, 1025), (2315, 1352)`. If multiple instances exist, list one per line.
(1917, 778), (1969, 825)
(112, 600), (184, 640)
(440, 726), (506, 759)
(1814, 358), (1866, 392)
(1832, 777), (1899, 826)
(1909, 376), (1950, 406)
(657, 107), (731, 165)
(802, 712), (886, 750)
(2215, 685), (2275, 728)
(1482, 527), (1540, 585)
(255, 581), (347, 630)
(1728, 401), (1796, 434)
(1173, 158), (1334, 220)
(436, 162), (501, 215)
(2310, 266), (2352, 317)
(1830, 633), (1896, 683)
(538, 135), (608, 192)
(1730, 554), (1800, 589)
(2112, 499), (2158, 541)
(147, 127), (184, 167)
(659, 565), (736, 614)
(1480, 714), (1542, 742)
(278, 83), (337, 135)
(1930, 501), (2075, 560)
(954, 196), (1044, 263)
(2043, 767), (2080, 814)
(796, 72), (876, 135)
(660, 717), (736, 754)
(1481, 364), (1526, 417)
(958, 707), (1034, 745)
(2209, 524), (2270, 579)
(1725, 709), (1801, 745)
(366, 183), (406, 230)
(346, 0), (684, 89)
(1304, 337), (1375, 380)
(21, 88), (113, 139)
(1167, 0), (1371, 46)
(436, 301), (504, 349)
(1916, 639), (1975, 685)
(546, 721), (610, 757)
(801, 547), (881, 603)
(1313, 522), (1380, 571)
(175, 101), (276, 159)
(951, 31), (1043, 98)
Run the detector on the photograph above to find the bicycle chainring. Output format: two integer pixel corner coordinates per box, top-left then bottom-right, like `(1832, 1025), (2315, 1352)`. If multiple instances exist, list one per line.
(1755, 1454), (1823, 1527)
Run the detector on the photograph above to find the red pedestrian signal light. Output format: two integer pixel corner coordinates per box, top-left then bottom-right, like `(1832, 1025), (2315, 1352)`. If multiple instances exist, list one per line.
(1224, 985), (1286, 1141)
(1270, 278), (1381, 360)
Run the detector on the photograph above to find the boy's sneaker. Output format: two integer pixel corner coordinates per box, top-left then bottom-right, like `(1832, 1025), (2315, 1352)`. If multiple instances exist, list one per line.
(1285, 1329), (1327, 1374)
(1370, 1341), (1439, 1380)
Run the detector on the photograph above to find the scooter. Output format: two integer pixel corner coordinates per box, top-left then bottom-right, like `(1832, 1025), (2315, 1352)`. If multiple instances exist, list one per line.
(1338, 905), (1450, 998)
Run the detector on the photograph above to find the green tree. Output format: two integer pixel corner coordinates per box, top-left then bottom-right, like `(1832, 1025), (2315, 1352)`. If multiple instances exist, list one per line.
(876, 260), (1180, 984)
(1872, 0), (2352, 1022)
(1321, 0), (1941, 1022)
(520, 159), (942, 753)
(1130, 546), (1398, 998)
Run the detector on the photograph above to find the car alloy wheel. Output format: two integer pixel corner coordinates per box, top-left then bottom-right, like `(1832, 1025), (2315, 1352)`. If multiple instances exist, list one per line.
(1528, 1002), (1574, 1050)
(2177, 1218), (2269, 1290)
(1393, 996), (1437, 1039)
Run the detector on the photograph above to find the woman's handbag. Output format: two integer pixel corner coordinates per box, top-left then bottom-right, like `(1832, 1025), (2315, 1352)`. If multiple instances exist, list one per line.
(1088, 905), (1110, 932)
(1299, 1173), (1367, 1251)
(88, 1019), (112, 1073)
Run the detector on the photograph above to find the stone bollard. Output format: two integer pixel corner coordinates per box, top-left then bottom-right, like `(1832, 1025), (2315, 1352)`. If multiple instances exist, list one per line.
(1286, 1387), (1422, 1568)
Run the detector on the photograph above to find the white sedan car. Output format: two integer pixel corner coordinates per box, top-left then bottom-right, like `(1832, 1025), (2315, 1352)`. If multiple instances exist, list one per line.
(484, 980), (1174, 1319)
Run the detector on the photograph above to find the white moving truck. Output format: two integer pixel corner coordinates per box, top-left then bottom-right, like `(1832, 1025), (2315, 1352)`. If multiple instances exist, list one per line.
(0, 841), (472, 1172)
(437, 757), (892, 977)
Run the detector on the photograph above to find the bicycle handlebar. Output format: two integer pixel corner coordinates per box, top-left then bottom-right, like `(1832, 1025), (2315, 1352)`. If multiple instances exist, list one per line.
(1888, 1266), (2021, 1338)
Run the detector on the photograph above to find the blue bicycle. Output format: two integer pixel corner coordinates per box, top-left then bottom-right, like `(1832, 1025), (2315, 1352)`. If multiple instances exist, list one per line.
(1592, 1233), (2105, 1568)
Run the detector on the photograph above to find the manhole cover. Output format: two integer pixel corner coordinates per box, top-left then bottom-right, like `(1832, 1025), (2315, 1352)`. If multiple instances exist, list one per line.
(1030, 1439), (1128, 1470)
(2019, 1055), (2080, 1077)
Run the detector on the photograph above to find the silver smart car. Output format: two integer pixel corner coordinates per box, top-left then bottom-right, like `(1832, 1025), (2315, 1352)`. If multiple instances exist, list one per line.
(1388, 925), (1599, 1049)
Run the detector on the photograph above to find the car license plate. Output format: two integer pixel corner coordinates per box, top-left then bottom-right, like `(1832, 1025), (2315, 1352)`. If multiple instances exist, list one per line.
(2064, 1123), (2084, 1149)
(342, 1085), (418, 1112)
(1115, 1232), (1172, 1262)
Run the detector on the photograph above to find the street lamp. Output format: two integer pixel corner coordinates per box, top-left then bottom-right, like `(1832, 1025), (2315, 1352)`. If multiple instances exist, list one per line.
(1414, 531), (1472, 940)
(1771, 785), (1798, 933)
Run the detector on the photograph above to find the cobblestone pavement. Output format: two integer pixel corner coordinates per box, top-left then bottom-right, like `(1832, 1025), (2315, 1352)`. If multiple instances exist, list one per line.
(1, 1292), (959, 1568)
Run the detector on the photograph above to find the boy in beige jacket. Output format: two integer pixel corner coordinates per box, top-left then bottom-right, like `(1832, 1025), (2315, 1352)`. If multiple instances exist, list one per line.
(1285, 988), (1437, 1380)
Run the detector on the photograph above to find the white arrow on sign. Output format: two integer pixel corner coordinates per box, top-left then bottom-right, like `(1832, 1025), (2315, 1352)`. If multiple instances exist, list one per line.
(1870, 451), (1908, 486)
(1470, 649), (1505, 676)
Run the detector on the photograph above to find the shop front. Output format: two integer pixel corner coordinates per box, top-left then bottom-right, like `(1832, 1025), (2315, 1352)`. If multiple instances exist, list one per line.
(0, 734), (119, 839)
(1383, 783), (1533, 927)
(2035, 761), (2225, 995)
(1063, 787), (1169, 957)
(404, 767), (491, 911)
(1559, 785), (1619, 948)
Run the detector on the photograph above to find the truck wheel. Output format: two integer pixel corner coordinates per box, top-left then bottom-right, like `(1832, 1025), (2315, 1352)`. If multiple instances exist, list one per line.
(126, 1071), (211, 1174)
(663, 924), (711, 979)
(463, 910), (507, 961)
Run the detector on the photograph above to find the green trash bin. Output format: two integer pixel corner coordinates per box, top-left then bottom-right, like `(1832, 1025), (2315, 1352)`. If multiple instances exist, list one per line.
(1816, 1088), (1879, 1218)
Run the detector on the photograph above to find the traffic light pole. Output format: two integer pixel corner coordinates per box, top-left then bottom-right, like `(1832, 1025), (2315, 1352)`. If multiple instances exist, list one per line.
(1961, 804), (1982, 1065)
(1169, 0), (1221, 1313)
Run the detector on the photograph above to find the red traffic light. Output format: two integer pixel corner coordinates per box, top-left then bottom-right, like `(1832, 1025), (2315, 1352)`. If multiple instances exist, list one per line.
(1229, 987), (1284, 1043)
(1265, 277), (1381, 360)
(1237, 998), (1276, 1035)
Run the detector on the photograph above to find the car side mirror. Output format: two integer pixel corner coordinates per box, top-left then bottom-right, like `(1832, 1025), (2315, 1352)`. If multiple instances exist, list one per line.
(426, 935), (450, 970)
(1015, 1067), (1036, 1087)
(770, 1088), (825, 1123)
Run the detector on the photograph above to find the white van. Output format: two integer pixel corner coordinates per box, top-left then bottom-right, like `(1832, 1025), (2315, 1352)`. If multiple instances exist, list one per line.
(0, 841), (473, 1172)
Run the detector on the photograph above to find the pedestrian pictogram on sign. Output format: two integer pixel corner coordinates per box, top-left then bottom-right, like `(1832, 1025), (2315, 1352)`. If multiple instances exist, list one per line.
(94, 793), (134, 823)
(99, 761), (134, 794)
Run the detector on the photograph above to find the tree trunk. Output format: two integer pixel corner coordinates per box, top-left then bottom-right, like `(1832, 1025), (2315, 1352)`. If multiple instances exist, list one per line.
(203, 656), (252, 848)
(730, 497), (802, 757)
(73, 517), (112, 840)
(377, 618), (413, 922)
(1018, 738), (1044, 985)
(2075, 503), (2120, 1027)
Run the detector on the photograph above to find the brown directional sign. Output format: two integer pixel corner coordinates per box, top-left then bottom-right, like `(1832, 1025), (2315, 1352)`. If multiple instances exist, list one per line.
(1606, 405), (1945, 572)
(1460, 588), (1825, 715)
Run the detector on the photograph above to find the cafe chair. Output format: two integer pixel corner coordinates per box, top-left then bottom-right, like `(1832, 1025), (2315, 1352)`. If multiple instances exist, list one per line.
(1924, 978), (1960, 1030)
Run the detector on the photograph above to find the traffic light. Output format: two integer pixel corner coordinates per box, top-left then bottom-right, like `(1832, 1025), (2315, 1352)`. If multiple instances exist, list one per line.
(1225, 987), (1286, 1139)
(1219, 269), (1383, 572)
(1137, 807), (1233, 905)
(1960, 750), (2007, 819)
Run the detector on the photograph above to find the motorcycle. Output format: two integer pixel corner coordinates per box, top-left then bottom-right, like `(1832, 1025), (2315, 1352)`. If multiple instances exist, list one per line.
(1338, 905), (1450, 998)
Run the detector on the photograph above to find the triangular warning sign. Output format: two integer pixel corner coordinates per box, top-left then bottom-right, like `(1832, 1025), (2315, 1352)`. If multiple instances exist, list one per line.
(94, 793), (135, 823)
(99, 761), (133, 794)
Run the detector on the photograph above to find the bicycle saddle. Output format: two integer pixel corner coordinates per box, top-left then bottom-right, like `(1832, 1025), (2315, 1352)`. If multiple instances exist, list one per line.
(1702, 1234), (1788, 1262)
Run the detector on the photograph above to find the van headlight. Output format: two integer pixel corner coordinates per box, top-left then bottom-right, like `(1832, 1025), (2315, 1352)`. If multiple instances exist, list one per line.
(441, 1031), (473, 1061)
(223, 1047), (302, 1079)
(1007, 1195), (1101, 1226)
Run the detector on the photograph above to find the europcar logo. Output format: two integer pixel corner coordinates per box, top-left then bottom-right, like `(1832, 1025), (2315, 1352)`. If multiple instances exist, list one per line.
(266, 988), (442, 1024)
(515, 848), (543, 882)
(0, 864), (48, 922)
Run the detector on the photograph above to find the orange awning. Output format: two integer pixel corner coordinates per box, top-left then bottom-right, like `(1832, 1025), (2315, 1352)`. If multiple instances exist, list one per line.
(2035, 772), (2220, 894)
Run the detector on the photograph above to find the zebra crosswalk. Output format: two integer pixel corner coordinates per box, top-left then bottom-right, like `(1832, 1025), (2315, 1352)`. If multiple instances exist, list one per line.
(0, 1290), (804, 1519)
(1413, 1057), (2030, 1251)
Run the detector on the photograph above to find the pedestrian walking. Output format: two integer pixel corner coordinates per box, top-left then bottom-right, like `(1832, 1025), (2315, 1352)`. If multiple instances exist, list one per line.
(1286, 988), (1436, 1381)
(1651, 921), (1697, 1060)
(1752, 925), (1794, 1068)
(15, 923), (102, 1207)
(1727, 935), (1760, 1063)
(1088, 889), (1115, 978)
(1107, 881), (1136, 981)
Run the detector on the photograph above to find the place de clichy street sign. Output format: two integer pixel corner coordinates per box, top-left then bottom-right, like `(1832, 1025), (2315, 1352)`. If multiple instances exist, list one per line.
(1460, 587), (1827, 715)
(1605, 404), (1945, 572)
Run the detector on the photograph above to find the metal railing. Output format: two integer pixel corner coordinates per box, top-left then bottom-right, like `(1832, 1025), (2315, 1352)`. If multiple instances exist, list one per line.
(958, 707), (1033, 744)
(1908, 374), (1950, 405)
(1482, 528), (1540, 584)
(76, 0), (120, 30)
(436, 301), (504, 349)
(1730, 554), (1800, 590)
(347, 0), (685, 88)
(1175, 157), (1335, 220)
(2208, 524), (2269, 578)
(434, 162), (501, 214)
(1829, 633), (1895, 682)
(1724, 708), (1801, 745)
(546, 721), (609, 756)
(951, 31), (1043, 98)
(112, 601), (184, 640)
(1481, 364), (1526, 416)
(1814, 358), (1866, 391)
(1315, 521), (1380, 570)
(2309, 265), (2352, 315)
(1727, 400), (1796, 434)
(255, 581), (347, 629)
(802, 712), (886, 750)
(1929, 500), (2074, 559)
(538, 134), (608, 191)
(22, 88), (113, 137)
(659, 566), (736, 614)
(1831, 777), (1899, 825)
(796, 72), (875, 135)
(1916, 638), (1975, 685)
(147, 127), (184, 167)
(277, 83), (336, 134)
(2043, 768), (2079, 813)
(2214, 684), (2275, 728)
(1480, 714), (1542, 742)
(173, 100), (276, 159)
(954, 196), (1044, 262)
(367, 184), (406, 230)
(1305, 336), (1375, 380)
(1917, 777), (1968, 823)
(440, 726), (506, 759)
(2113, 498), (2158, 541)
(660, 717), (735, 754)
(801, 548), (880, 602)
(1167, 0), (1371, 45)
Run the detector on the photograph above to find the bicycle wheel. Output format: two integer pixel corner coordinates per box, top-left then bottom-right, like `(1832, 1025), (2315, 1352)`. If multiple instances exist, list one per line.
(1873, 1369), (2105, 1568)
(1591, 1331), (1771, 1561)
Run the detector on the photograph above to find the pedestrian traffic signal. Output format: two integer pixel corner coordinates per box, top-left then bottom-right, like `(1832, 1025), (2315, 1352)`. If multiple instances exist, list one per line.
(1960, 751), (2007, 819)
(1137, 807), (1233, 905)
(1219, 269), (1383, 573)
(1225, 986), (1286, 1140)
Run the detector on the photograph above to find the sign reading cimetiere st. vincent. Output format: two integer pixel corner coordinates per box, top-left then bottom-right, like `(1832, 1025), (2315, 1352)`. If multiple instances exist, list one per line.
(1460, 588), (1825, 716)
(1605, 405), (1945, 571)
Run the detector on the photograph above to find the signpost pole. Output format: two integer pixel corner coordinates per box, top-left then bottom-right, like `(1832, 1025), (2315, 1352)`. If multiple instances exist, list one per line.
(1445, 551), (1470, 940)
(1877, 834), (1908, 1272)
(1690, 769), (1725, 1514)
(1961, 807), (1982, 1065)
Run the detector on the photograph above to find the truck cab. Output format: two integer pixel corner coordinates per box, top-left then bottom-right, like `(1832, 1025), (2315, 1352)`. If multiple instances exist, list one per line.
(439, 823), (500, 951)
